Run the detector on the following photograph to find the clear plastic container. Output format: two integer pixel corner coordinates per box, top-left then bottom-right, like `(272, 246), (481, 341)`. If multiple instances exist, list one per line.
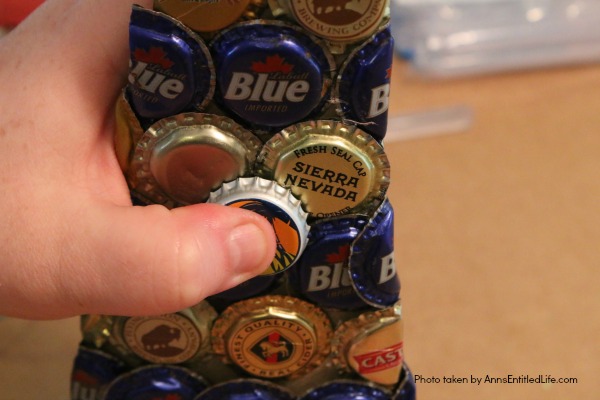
(391, 0), (600, 77)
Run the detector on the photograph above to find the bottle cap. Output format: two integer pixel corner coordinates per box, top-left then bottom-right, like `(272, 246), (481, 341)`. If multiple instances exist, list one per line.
(209, 274), (280, 304)
(70, 347), (127, 400)
(392, 364), (416, 400)
(103, 365), (208, 400)
(154, 0), (265, 33)
(258, 120), (390, 219)
(114, 90), (144, 174)
(108, 302), (217, 365)
(211, 295), (333, 379)
(332, 303), (404, 386)
(268, 0), (389, 54)
(300, 380), (391, 400)
(129, 113), (262, 207)
(80, 314), (114, 350)
(288, 215), (370, 310)
(349, 199), (400, 308)
(130, 193), (150, 206)
(210, 20), (335, 129)
(128, 6), (215, 120)
(208, 177), (310, 275)
(194, 379), (296, 400)
(335, 25), (393, 142)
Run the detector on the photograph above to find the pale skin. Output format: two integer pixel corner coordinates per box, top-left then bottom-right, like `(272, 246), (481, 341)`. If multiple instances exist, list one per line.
(0, 0), (277, 319)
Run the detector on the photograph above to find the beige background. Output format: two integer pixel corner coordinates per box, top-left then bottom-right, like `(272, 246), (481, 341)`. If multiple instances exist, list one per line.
(1, 57), (599, 399)
(389, 60), (600, 399)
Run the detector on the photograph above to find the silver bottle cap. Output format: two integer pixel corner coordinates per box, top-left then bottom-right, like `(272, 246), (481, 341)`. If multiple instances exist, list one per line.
(208, 177), (310, 275)
(129, 113), (262, 207)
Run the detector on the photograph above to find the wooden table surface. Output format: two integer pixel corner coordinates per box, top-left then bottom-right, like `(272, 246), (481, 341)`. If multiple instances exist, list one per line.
(387, 59), (600, 399)
(1, 58), (599, 399)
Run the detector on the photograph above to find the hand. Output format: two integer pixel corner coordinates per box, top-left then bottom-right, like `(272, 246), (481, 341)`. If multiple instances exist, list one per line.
(0, 0), (44, 27)
(0, 0), (276, 319)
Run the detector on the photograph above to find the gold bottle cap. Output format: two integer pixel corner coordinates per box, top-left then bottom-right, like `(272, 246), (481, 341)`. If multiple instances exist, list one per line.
(108, 302), (217, 365)
(154, 0), (264, 33)
(114, 90), (144, 174)
(208, 177), (310, 275)
(211, 295), (333, 379)
(257, 120), (390, 219)
(269, 0), (389, 54)
(332, 303), (404, 386)
(80, 314), (115, 350)
(129, 113), (262, 207)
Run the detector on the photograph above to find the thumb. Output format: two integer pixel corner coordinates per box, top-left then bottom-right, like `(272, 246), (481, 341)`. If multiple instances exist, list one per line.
(60, 202), (277, 317)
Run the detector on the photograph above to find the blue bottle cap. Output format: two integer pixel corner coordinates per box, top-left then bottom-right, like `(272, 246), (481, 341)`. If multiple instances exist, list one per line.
(70, 347), (126, 400)
(194, 379), (295, 400)
(211, 20), (335, 129)
(335, 26), (393, 142)
(349, 199), (400, 308)
(289, 215), (369, 309)
(128, 6), (215, 120)
(102, 365), (208, 400)
(209, 274), (279, 303)
(392, 364), (416, 400)
(301, 380), (390, 400)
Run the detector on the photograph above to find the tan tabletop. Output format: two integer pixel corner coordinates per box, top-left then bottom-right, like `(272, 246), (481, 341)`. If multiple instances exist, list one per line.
(1, 58), (599, 399)
(388, 59), (600, 399)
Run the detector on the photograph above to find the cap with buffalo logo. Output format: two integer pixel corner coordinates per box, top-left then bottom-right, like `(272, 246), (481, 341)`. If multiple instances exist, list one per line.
(208, 177), (310, 275)
(102, 365), (208, 400)
(128, 6), (215, 120)
(268, 0), (389, 54)
(108, 302), (217, 366)
(127, 112), (262, 207)
(257, 120), (390, 219)
(332, 303), (404, 386)
(70, 347), (127, 400)
(210, 20), (335, 130)
(211, 295), (333, 379)
(335, 25), (394, 142)
(154, 0), (266, 34)
(193, 379), (296, 400)
(288, 215), (370, 310)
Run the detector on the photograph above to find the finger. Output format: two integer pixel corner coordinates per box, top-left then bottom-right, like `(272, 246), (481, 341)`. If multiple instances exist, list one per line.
(8, 202), (275, 319)
(60, 0), (155, 108)
(66, 203), (277, 317)
(0, 0), (44, 26)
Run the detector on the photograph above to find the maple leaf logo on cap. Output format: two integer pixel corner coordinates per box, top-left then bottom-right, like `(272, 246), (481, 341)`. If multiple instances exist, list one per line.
(251, 55), (294, 74)
(133, 47), (174, 69)
(385, 67), (392, 80)
(72, 370), (99, 386)
(325, 245), (350, 264)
